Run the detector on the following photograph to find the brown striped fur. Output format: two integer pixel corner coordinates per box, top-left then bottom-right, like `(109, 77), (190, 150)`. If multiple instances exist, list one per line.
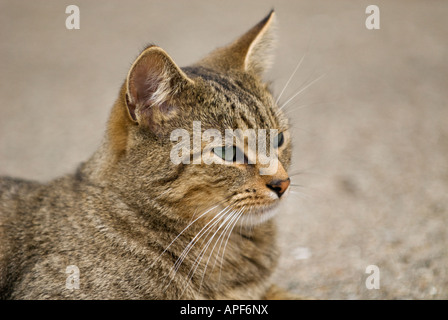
(0, 11), (300, 299)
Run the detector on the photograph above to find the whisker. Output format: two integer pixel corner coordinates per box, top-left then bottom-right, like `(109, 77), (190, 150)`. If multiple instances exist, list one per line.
(154, 202), (222, 267)
(179, 208), (235, 296)
(276, 93), (337, 117)
(208, 207), (244, 278)
(172, 206), (230, 272)
(197, 209), (241, 291)
(154, 194), (234, 269)
(276, 74), (315, 113)
(290, 183), (305, 188)
(289, 189), (312, 200)
(279, 73), (326, 111)
(278, 103), (309, 116)
(288, 171), (304, 178)
(275, 54), (306, 105)
(163, 205), (232, 290)
(218, 207), (245, 283)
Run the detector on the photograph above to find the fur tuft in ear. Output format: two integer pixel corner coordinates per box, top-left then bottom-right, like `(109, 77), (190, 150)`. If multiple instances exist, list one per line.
(197, 10), (277, 77)
(125, 46), (193, 129)
(244, 11), (277, 76)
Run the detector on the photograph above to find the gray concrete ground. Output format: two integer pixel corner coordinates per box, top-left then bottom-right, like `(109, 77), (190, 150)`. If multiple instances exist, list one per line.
(1, 1), (447, 299)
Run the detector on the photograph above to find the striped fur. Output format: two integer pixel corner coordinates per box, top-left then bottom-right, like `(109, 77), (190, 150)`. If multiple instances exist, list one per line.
(0, 11), (300, 299)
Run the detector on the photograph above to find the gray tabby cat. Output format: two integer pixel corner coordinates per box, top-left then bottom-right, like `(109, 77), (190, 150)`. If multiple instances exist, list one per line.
(0, 10), (299, 299)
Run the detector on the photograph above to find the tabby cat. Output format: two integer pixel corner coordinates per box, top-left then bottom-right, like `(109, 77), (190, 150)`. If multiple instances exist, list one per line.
(0, 10), (297, 299)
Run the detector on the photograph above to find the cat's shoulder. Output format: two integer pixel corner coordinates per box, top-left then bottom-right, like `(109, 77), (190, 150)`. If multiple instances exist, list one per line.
(0, 174), (85, 216)
(0, 176), (42, 203)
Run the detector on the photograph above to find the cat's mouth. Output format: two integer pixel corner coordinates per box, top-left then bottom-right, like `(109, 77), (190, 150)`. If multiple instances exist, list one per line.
(230, 201), (281, 227)
(219, 185), (290, 227)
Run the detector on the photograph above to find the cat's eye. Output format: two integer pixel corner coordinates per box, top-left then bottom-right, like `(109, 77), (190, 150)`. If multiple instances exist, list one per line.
(274, 132), (285, 148)
(213, 146), (229, 160)
(213, 146), (246, 163)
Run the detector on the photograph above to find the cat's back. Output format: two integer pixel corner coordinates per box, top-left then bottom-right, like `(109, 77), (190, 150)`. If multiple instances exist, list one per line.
(0, 176), (42, 211)
(0, 173), (98, 299)
(0, 176), (44, 298)
(0, 176), (45, 230)
(0, 176), (47, 239)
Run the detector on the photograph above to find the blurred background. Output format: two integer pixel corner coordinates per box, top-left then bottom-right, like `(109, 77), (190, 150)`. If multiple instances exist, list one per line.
(0, 0), (447, 299)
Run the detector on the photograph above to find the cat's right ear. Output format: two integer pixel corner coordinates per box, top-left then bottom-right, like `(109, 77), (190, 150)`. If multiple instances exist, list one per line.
(125, 45), (193, 132)
(197, 10), (277, 78)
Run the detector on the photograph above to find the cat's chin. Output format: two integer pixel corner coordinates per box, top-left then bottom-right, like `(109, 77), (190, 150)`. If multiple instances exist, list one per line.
(236, 204), (281, 227)
(233, 188), (290, 227)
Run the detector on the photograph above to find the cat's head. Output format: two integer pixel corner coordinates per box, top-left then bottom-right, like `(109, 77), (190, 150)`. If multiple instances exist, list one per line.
(106, 11), (291, 226)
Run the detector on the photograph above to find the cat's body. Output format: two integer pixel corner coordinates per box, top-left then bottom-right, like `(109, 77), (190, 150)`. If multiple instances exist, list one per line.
(0, 11), (297, 299)
(0, 173), (277, 299)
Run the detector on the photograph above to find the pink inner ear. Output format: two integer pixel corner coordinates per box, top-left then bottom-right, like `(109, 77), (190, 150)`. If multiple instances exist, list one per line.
(126, 47), (190, 131)
(129, 56), (165, 107)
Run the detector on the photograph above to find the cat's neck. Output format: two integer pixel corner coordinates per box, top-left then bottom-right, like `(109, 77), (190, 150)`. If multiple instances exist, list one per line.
(79, 83), (133, 185)
(78, 141), (116, 185)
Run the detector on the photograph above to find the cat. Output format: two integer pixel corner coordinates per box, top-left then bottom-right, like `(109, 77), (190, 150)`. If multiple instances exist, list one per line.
(0, 10), (298, 299)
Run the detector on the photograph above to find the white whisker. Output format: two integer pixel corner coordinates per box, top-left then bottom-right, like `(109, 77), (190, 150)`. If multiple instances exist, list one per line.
(154, 204), (220, 268)
(196, 209), (240, 291)
(163, 205), (232, 290)
(275, 54), (306, 105)
(289, 189), (312, 200)
(279, 73), (326, 111)
(218, 207), (245, 283)
(210, 207), (244, 275)
(177, 208), (233, 296)
(173, 206), (230, 272)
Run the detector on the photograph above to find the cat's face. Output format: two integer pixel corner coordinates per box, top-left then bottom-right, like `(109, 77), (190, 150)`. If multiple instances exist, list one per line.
(168, 68), (291, 226)
(109, 11), (290, 227)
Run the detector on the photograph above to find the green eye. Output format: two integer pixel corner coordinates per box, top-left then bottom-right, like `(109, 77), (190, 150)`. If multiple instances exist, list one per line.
(274, 132), (285, 148)
(213, 146), (225, 159)
(213, 146), (246, 163)
(213, 146), (235, 161)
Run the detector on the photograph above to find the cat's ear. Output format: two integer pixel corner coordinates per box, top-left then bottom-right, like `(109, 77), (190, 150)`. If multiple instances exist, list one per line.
(125, 45), (193, 130)
(199, 10), (277, 77)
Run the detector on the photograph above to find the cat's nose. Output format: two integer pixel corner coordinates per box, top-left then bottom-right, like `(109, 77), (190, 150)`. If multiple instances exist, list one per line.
(266, 178), (290, 198)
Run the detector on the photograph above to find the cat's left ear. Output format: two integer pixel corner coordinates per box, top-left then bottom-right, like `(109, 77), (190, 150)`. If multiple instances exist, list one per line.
(198, 10), (277, 77)
(125, 45), (193, 131)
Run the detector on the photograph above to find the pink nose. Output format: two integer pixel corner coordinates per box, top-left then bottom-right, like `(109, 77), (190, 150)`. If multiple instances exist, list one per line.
(266, 178), (290, 198)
